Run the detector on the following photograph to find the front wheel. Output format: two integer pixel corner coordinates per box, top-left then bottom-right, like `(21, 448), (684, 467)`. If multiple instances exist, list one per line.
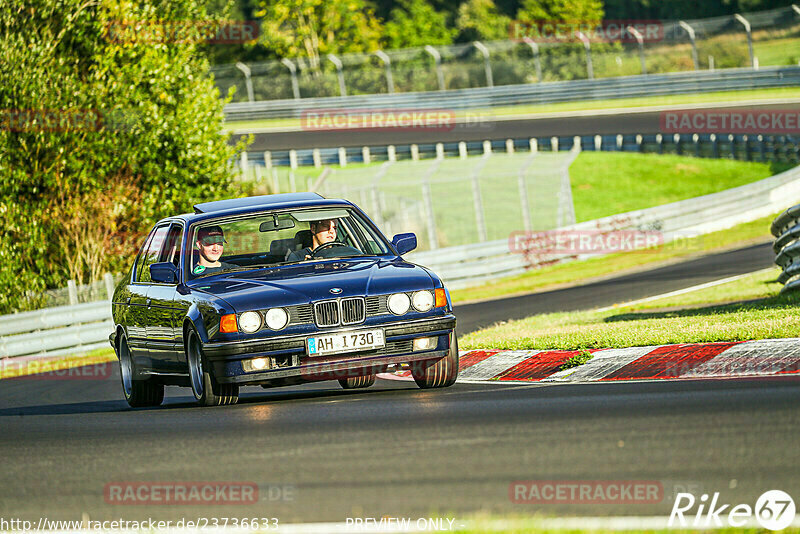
(412, 331), (459, 389)
(118, 335), (164, 408)
(338, 374), (376, 389)
(186, 329), (239, 406)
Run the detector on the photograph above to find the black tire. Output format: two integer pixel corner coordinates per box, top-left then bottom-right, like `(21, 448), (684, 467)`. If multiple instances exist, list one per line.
(412, 330), (459, 389)
(338, 374), (376, 389)
(186, 329), (239, 406)
(118, 334), (164, 408)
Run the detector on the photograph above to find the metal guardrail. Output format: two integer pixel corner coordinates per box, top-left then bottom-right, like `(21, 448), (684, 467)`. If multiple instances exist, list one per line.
(412, 161), (800, 289)
(771, 205), (800, 292)
(0, 301), (113, 360)
(224, 66), (800, 122)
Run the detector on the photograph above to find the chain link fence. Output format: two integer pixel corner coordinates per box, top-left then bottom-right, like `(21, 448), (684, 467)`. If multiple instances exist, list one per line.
(211, 6), (800, 103)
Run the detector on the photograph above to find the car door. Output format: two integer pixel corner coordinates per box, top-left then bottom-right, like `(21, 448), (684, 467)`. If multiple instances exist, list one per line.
(131, 223), (170, 372)
(145, 222), (187, 373)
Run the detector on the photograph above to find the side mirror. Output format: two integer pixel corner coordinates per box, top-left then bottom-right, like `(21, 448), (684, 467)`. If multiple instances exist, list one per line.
(150, 262), (179, 284)
(392, 233), (417, 255)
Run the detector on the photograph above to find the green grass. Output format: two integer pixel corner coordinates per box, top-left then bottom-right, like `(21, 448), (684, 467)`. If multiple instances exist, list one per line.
(450, 210), (779, 304)
(459, 267), (799, 351)
(570, 153), (784, 222)
(223, 86), (800, 132)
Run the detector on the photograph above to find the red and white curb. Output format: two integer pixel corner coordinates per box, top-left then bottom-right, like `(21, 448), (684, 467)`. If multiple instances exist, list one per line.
(381, 339), (800, 383)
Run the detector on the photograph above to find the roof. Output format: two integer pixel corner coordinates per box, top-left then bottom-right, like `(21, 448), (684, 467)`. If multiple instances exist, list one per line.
(193, 193), (324, 214)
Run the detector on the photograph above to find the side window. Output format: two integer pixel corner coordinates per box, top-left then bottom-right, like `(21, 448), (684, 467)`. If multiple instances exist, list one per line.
(159, 223), (183, 268)
(133, 229), (156, 282)
(137, 225), (170, 283)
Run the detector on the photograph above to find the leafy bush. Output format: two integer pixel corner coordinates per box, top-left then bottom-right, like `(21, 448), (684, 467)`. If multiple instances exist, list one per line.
(0, 0), (248, 313)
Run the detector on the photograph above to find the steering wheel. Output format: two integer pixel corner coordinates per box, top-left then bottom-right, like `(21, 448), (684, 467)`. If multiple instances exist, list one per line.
(311, 241), (347, 258)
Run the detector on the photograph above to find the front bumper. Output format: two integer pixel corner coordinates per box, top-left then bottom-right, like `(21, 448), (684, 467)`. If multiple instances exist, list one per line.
(202, 315), (456, 385)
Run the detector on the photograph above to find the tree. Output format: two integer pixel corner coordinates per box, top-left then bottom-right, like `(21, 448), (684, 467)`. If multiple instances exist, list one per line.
(516, 0), (603, 24)
(256, 0), (383, 69)
(383, 0), (456, 49)
(0, 0), (247, 312)
(456, 0), (512, 42)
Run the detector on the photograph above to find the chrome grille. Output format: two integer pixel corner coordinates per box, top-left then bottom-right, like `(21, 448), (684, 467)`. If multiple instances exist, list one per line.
(287, 304), (313, 326)
(341, 297), (366, 325)
(314, 300), (340, 327)
(365, 296), (381, 316)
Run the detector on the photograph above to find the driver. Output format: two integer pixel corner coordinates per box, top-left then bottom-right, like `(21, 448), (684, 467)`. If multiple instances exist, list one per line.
(192, 225), (236, 276)
(286, 219), (338, 262)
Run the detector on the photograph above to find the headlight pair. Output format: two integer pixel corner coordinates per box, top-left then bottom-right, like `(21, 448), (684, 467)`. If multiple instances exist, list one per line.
(238, 308), (288, 333)
(388, 290), (434, 315)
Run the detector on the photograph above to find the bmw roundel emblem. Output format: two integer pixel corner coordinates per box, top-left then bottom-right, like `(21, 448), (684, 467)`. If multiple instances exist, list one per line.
(330, 287), (343, 294)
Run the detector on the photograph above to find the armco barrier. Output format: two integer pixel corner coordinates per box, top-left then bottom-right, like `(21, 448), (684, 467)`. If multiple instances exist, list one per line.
(224, 66), (800, 122)
(0, 301), (113, 360)
(410, 163), (800, 289)
(771, 204), (800, 292)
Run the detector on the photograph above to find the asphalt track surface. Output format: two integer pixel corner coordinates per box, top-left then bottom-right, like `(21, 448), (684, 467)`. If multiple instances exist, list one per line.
(455, 240), (776, 335)
(2, 241), (796, 525)
(234, 102), (800, 151)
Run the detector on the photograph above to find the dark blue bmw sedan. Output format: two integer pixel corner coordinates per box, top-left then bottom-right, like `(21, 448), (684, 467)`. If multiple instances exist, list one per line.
(109, 193), (458, 407)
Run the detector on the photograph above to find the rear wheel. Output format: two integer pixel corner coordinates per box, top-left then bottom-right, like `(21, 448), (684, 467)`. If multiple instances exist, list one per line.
(412, 331), (459, 389)
(118, 335), (164, 407)
(338, 374), (376, 389)
(186, 329), (239, 406)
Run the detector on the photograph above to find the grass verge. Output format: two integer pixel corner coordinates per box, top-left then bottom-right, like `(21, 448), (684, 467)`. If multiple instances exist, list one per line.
(459, 267), (798, 351)
(450, 213), (777, 304)
(223, 86), (800, 132)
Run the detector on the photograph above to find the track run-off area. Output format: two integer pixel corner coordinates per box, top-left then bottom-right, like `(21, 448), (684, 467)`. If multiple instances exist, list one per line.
(2, 241), (799, 527)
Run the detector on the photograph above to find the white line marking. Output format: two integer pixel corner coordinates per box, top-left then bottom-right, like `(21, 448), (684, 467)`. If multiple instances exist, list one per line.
(595, 268), (775, 313)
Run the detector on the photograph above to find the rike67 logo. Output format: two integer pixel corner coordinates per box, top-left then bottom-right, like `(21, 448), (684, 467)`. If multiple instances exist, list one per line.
(669, 490), (796, 530)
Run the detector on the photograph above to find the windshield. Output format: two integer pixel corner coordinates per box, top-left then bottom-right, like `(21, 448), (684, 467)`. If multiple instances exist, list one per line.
(187, 207), (391, 278)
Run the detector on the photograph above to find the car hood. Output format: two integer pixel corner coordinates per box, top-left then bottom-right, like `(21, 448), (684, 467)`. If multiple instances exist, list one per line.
(188, 258), (434, 311)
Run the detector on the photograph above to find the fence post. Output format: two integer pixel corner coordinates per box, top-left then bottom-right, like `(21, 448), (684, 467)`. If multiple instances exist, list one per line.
(627, 26), (647, 75)
(734, 14), (755, 68)
(374, 50), (394, 93)
(616, 134), (623, 150)
(289, 149), (298, 170)
(458, 141), (467, 159)
(594, 135), (602, 151)
(529, 138), (538, 152)
(506, 139), (514, 154)
(471, 155), (490, 242)
(693, 134), (701, 157)
(424, 45), (446, 91)
(473, 41), (493, 87)
(710, 133), (719, 158)
(362, 146), (371, 164)
(240, 151), (249, 173)
(577, 32), (593, 79)
(656, 133), (664, 154)
(551, 136), (559, 152)
(436, 143), (444, 160)
(104, 273), (115, 301)
(388, 145), (396, 162)
(636, 134), (643, 152)
(235, 62), (255, 103)
(338, 147), (347, 167)
(483, 140), (492, 155)
(422, 181), (439, 249)
(313, 148), (322, 168)
(679, 21), (699, 71)
(280, 58), (301, 99)
(272, 168), (279, 193)
(328, 54), (347, 96)
(518, 154), (537, 232)
(523, 38), (542, 83)
(675, 133), (682, 155)
(411, 144), (420, 161)
(264, 151), (272, 171)
(68, 280), (78, 306)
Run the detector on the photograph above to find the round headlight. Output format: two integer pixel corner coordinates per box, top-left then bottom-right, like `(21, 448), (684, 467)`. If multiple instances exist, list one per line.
(412, 290), (434, 312)
(239, 311), (262, 333)
(265, 307), (288, 330)
(387, 293), (410, 315)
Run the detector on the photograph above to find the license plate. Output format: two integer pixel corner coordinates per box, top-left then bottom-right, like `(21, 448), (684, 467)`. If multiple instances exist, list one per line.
(307, 329), (385, 356)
